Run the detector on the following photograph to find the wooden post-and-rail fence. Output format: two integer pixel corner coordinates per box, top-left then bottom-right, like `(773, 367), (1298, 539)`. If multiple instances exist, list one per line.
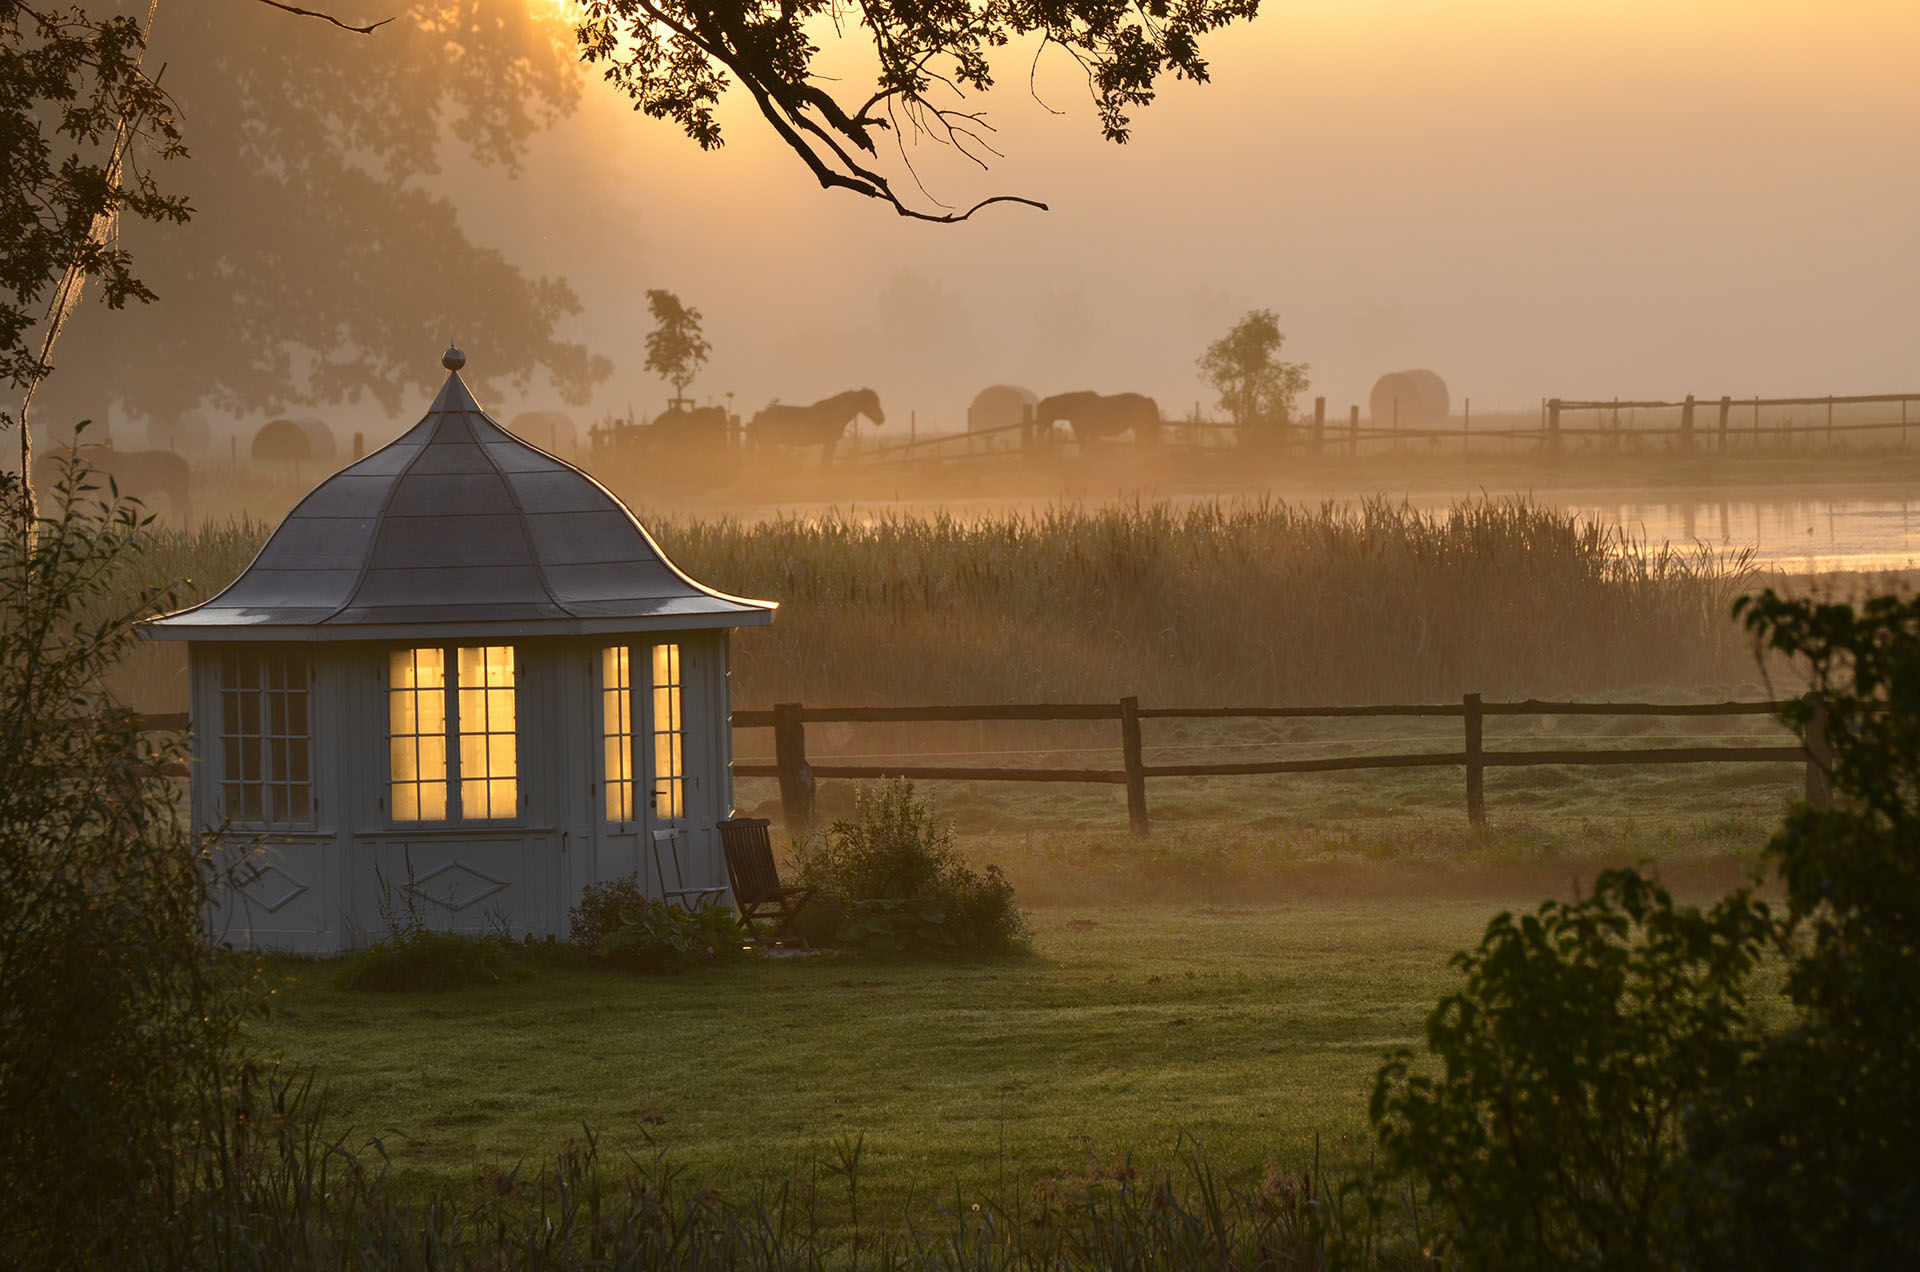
(732, 695), (1833, 837)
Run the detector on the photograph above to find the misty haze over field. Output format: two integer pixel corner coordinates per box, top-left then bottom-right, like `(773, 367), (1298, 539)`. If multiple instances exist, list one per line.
(27, 0), (1920, 453)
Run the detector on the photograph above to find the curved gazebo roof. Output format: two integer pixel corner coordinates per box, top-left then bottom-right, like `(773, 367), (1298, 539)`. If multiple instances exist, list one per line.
(150, 350), (774, 641)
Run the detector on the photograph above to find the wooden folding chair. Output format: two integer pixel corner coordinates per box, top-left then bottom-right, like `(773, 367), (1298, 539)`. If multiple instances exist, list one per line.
(717, 817), (815, 945)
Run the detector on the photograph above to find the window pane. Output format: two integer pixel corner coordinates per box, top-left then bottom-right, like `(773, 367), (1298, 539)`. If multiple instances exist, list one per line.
(390, 737), (417, 782)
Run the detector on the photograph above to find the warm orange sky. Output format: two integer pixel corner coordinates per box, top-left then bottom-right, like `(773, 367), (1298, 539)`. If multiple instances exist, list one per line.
(456, 0), (1920, 433)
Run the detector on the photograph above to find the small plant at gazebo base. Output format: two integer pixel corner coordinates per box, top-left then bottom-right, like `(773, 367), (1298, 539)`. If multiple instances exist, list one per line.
(792, 779), (1029, 955)
(569, 875), (746, 972)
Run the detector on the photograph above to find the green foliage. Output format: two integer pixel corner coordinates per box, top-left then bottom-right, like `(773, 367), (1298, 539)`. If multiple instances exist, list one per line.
(1198, 308), (1311, 431)
(0, 0), (186, 399)
(40, 2), (607, 426)
(1695, 590), (1920, 1266)
(643, 288), (710, 400)
(336, 928), (525, 993)
(1366, 589), (1920, 1268)
(570, 872), (746, 971)
(0, 465), (264, 1266)
(795, 779), (1027, 954)
(1369, 871), (1771, 1269)
(577, 0), (1259, 220)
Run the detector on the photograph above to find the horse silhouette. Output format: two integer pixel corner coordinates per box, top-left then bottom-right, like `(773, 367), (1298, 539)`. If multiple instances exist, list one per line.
(748, 388), (883, 464)
(649, 404), (733, 453)
(1035, 391), (1161, 445)
(32, 445), (193, 527)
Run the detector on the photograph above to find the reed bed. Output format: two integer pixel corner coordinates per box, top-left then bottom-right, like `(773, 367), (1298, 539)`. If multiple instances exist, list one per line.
(663, 496), (1760, 706)
(117, 497), (1759, 711)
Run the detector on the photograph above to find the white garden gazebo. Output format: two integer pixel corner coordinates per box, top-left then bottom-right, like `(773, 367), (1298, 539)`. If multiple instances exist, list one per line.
(149, 347), (775, 952)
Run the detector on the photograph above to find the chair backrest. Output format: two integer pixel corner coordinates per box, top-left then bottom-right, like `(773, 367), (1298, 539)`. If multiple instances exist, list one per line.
(718, 817), (783, 904)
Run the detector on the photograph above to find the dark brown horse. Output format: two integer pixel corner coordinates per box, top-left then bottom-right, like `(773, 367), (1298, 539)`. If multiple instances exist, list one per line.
(1035, 391), (1161, 446)
(648, 404), (733, 453)
(32, 445), (193, 526)
(748, 388), (883, 464)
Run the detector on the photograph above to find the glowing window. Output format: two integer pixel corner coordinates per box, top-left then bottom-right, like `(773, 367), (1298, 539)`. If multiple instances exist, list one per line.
(651, 643), (684, 820)
(599, 642), (683, 823)
(601, 646), (634, 822)
(388, 645), (516, 823)
(219, 650), (313, 825)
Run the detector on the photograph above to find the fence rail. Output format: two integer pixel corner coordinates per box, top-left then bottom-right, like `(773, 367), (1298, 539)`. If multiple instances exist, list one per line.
(733, 694), (1829, 835)
(837, 389), (1920, 467)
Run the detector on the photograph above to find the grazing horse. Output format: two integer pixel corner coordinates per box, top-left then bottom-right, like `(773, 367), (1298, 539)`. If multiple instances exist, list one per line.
(748, 388), (883, 464)
(32, 445), (193, 527)
(1035, 391), (1162, 446)
(649, 404), (733, 453)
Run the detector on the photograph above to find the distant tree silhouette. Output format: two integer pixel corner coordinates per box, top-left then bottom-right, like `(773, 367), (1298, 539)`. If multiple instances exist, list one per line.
(35, 3), (611, 430)
(576, 0), (1260, 221)
(1197, 309), (1310, 432)
(644, 290), (711, 406)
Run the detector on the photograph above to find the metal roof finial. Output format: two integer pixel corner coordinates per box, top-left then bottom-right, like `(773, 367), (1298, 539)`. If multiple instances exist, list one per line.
(442, 342), (466, 372)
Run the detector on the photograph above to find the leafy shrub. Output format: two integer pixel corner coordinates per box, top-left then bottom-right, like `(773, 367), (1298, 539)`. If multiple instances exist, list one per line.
(1368, 871), (1771, 1269)
(1696, 590), (1920, 1266)
(569, 873), (745, 971)
(336, 928), (524, 992)
(1363, 588), (1920, 1268)
(793, 779), (1027, 954)
(0, 469), (266, 1266)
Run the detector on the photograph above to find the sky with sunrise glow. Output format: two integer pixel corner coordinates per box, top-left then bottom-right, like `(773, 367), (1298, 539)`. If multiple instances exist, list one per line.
(436, 0), (1920, 433)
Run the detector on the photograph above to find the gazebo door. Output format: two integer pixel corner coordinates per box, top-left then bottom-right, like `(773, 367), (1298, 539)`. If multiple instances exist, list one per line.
(597, 641), (702, 902)
(637, 641), (700, 900)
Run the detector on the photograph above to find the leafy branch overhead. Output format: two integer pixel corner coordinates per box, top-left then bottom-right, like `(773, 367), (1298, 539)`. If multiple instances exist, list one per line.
(575, 0), (1262, 221)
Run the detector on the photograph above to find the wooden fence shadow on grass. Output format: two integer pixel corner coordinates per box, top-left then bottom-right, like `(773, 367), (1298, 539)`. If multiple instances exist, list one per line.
(730, 695), (1831, 837)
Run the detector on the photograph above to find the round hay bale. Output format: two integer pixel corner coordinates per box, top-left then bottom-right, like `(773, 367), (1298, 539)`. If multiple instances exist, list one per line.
(1368, 370), (1450, 430)
(290, 417), (336, 463)
(252, 418), (313, 465)
(967, 384), (1038, 433)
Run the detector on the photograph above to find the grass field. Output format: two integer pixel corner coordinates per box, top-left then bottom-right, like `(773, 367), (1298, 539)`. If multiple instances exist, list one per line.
(253, 836), (1768, 1230)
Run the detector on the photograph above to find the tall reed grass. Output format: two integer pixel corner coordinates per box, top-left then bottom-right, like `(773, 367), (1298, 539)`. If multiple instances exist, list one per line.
(124, 497), (1758, 710)
(667, 497), (1759, 706)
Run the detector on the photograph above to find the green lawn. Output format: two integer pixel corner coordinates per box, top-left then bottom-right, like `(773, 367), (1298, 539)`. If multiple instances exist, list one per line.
(253, 853), (1758, 1222)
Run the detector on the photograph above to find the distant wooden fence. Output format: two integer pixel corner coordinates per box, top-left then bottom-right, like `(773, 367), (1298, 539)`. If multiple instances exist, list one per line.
(849, 391), (1920, 466)
(732, 695), (1830, 836)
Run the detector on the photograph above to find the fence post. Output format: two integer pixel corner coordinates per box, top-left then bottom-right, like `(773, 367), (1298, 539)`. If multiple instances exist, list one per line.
(1464, 692), (1486, 829)
(1348, 404), (1360, 457)
(1547, 398), (1562, 453)
(1119, 696), (1149, 837)
(1802, 691), (1832, 812)
(1680, 394), (1696, 452)
(772, 702), (815, 833)
(1312, 396), (1326, 458)
(1717, 396), (1731, 454)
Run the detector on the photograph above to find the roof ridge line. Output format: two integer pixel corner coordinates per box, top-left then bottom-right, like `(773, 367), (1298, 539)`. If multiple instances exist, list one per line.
(315, 380), (455, 624)
(470, 406), (574, 619)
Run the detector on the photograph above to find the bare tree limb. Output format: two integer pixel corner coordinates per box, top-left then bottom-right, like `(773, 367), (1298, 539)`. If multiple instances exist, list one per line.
(249, 0), (392, 35)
